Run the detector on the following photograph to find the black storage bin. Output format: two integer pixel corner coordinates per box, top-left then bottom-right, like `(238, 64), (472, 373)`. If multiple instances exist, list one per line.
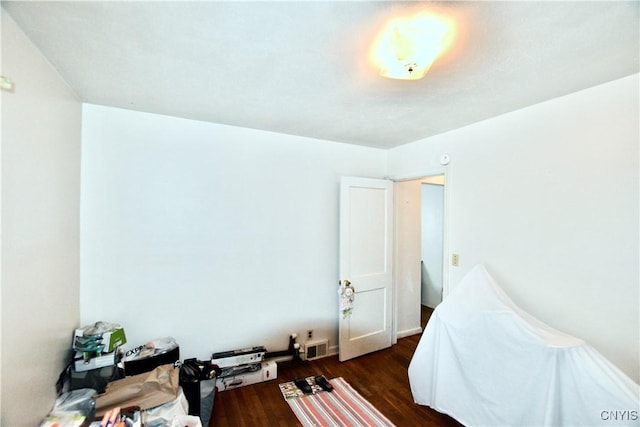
(69, 364), (123, 394)
(180, 358), (220, 426)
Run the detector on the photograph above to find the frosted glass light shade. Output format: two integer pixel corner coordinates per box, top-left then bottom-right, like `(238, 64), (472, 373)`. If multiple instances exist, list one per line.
(372, 13), (454, 80)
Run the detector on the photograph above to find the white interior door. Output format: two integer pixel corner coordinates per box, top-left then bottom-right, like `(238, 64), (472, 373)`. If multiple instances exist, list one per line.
(339, 176), (393, 361)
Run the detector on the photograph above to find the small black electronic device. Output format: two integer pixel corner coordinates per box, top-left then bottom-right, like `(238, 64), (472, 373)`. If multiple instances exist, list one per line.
(294, 378), (313, 394)
(315, 375), (333, 392)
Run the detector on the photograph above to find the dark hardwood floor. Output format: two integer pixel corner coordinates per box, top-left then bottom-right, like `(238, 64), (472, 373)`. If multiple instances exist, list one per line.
(421, 304), (432, 330)
(209, 305), (461, 426)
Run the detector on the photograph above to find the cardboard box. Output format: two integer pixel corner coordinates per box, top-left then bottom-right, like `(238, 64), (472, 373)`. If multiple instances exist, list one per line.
(211, 346), (266, 368)
(215, 361), (277, 392)
(74, 327), (126, 353)
(74, 351), (117, 372)
(101, 328), (126, 352)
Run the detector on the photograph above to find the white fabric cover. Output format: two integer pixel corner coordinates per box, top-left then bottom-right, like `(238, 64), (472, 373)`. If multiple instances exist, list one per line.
(409, 265), (639, 426)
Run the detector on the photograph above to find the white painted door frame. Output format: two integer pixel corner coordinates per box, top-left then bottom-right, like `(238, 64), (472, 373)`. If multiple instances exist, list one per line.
(389, 166), (452, 344)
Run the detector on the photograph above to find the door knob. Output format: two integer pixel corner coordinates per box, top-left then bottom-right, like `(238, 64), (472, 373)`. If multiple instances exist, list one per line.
(341, 279), (355, 295)
(340, 279), (355, 318)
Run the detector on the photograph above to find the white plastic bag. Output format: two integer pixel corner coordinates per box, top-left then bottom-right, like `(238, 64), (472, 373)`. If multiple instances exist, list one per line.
(142, 386), (189, 427)
(170, 415), (202, 427)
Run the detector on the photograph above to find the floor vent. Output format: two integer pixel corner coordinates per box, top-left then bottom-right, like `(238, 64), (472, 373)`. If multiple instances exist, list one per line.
(305, 339), (328, 360)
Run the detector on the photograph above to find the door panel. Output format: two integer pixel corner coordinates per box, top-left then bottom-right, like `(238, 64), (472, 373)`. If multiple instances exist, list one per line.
(347, 288), (387, 338)
(349, 186), (388, 275)
(339, 177), (393, 361)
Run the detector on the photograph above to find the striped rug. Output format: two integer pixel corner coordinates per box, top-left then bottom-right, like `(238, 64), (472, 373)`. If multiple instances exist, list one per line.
(282, 377), (396, 427)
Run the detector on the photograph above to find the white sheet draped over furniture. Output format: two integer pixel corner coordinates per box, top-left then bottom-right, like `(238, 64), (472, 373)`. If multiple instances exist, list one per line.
(408, 265), (639, 426)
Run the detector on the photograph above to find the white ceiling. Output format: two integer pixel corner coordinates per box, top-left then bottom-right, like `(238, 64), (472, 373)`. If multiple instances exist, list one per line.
(3, 1), (639, 149)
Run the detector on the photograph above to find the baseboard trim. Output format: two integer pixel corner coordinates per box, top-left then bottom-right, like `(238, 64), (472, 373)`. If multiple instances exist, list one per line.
(328, 345), (339, 357)
(396, 327), (423, 339)
(327, 335), (420, 359)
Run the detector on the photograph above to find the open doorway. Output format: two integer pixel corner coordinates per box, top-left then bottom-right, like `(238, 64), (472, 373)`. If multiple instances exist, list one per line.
(421, 175), (445, 308)
(420, 175), (445, 328)
(393, 172), (448, 338)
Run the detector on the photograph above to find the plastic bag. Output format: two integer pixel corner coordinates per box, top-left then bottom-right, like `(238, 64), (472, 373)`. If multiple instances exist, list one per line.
(40, 388), (96, 427)
(143, 387), (189, 427)
(170, 414), (202, 427)
(124, 337), (178, 363)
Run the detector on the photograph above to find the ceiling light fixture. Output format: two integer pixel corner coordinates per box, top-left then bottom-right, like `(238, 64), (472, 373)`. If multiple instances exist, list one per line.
(371, 12), (454, 80)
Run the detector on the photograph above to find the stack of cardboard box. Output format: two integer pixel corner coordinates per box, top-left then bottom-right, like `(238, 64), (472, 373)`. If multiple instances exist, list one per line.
(70, 322), (127, 392)
(212, 346), (277, 391)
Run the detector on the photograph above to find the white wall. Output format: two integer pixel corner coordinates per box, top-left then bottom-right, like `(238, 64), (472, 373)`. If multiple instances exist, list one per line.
(80, 105), (387, 360)
(388, 74), (640, 382)
(1, 11), (82, 426)
(421, 183), (444, 308)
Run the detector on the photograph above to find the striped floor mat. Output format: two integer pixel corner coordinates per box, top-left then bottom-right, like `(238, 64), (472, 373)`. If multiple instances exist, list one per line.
(281, 377), (396, 427)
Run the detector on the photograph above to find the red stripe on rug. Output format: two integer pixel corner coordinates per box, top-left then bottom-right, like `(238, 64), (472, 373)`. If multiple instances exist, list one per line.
(285, 377), (396, 427)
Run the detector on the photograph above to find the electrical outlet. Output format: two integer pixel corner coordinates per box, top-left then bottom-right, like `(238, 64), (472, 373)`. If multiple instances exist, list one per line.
(452, 253), (460, 267)
(307, 329), (314, 340)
